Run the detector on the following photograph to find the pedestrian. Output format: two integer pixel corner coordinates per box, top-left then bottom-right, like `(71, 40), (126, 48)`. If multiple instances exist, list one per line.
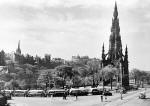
(63, 92), (65, 100)
(105, 95), (107, 101)
(101, 95), (103, 102)
(75, 92), (78, 100)
(50, 92), (53, 99)
(64, 89), (68, 100)
(104, 89), (107, 100)
(24, 90), (27, 97)
(120, 90), (123, 100)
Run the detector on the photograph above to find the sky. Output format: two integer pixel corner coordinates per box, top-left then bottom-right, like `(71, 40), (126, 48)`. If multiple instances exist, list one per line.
(0, 0), (149, 71)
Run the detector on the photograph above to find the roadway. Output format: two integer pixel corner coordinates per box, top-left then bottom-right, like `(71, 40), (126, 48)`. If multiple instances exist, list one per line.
(8, 88), (150, 106)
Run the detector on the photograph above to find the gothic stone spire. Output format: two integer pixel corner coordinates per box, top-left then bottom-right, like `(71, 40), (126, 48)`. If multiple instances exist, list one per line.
(102, 43), (105, 61)
(101, 2), (129, 89)
(113, 2), (118, 19)
(124, 45), (128, 61)
(108, 2), (122, 61)
(16, 40), (21, 55)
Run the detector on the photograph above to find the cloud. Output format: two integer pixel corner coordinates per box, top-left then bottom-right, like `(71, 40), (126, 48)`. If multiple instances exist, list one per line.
(0, 0), (150, 70)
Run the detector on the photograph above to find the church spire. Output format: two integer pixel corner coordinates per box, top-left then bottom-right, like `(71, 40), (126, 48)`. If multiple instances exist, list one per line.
(125, 45), (128, 60)
(102, 43), (105, 60)
(108, 2), (122, 61)
(113, 1), (118, 19)
(18, 40), (20, 50)
(16, 40), (21, 55)
(102, 43), (105, 53)
(101, 2), (129, 89)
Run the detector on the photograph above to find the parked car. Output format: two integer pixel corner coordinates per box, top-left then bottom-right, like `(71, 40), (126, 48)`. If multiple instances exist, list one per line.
(89, 88), (103, 95)
(0, 93), (7, 106)
(103, 91), (112, 96)
(3, 91), (11, 100)
(93, 89), (103, 95)
(13, 90), (27, 97)
(69, 88), (88, 96)
(130, 84), (138, 90)
(27, 90), (46, 97)
(1, 90), (12, 100)
(88, 88), (103, 95)
(139, 92), (146, 99)
(47, 89), (66, 97)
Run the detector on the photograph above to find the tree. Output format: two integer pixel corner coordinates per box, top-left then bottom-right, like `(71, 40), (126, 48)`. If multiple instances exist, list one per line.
(24, 54), (35, 65)
(37, 69), (55, 89)
(100, 65), (118, 90)
(71, 67), (80, 87)
(55, 65), (73, 88)
(44, 54), (51, 68)
(130, 68), (141, 85)
(4, 79), (19, 90)
(0, 50), (6, 66)
(87, 59), (101, 87)
(77, 67), (90, 87)
(130, 69), (150, 87)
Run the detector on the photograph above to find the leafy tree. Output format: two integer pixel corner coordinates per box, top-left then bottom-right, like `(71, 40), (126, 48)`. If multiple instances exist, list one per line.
(4, 79), (19, 90)
(130, 68), (142, 85)
(0, 73), (13, 82)
(37, 69), (55, 89)
(77, 67), (90, 86)
(24, 54), (35, 65)
(87, 59), (101, 87)
(71, 67), (80, 87)
(0, 50), (6, 66)
(55, 65), (73, 88)
(100, 65), (118, 89)
(130, 69), (150, 87)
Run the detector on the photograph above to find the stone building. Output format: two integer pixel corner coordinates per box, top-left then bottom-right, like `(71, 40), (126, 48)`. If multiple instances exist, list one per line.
(101, 3), (129, 89)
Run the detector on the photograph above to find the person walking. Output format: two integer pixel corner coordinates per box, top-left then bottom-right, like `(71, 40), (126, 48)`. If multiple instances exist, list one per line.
(101, 95), (103, 102)
(63, 92), (65, 100)
(104, 89), (107, 101)
(75, 92), (78, 100)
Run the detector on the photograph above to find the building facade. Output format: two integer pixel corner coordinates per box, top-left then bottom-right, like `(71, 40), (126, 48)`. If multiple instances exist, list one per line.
(101, 3), (129, 89)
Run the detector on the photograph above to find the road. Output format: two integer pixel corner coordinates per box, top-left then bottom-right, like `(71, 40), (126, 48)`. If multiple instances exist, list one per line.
(8, 88), (150, 106)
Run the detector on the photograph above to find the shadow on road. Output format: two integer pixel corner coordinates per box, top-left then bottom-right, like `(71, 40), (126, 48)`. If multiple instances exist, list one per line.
(104, 100), (111, 102)
(144, 97), (150, 100)
(141, 97), (150, 101)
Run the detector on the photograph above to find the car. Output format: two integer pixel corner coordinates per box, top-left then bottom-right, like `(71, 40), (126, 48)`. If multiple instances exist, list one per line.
(27, 90), (46, 97)
(3, 91), (11, 100)
(0, 93), (7, 106)
(1, 90), (12, 100)
(92, 89), (103, 95)
(47, 89), (66, 97)
(103, 91), (112, 96)
(130, 85), (138, 90)
(87, 88), (103, 95)
(139, 92), (146, 99)
(13, 90), (27, 97)
(69, 88), (88, 96)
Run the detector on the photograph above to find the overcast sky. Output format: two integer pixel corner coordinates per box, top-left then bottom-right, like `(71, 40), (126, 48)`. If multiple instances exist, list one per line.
(0, 0), (149, 71)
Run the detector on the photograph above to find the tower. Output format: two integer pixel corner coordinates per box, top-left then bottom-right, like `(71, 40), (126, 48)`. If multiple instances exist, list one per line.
(122, 45), (129, 87)
(108, 2), (122, 62)
(101, 2), (129, 89)
(15, 40), (22, 64)
(16, 40), (21, 55)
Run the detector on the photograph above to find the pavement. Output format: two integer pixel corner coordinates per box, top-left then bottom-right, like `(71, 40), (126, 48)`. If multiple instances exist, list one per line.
(8, 88), (150, 106)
